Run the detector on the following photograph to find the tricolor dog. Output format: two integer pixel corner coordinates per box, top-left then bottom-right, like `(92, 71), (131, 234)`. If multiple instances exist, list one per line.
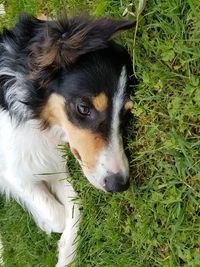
(0, 13), (134, 266)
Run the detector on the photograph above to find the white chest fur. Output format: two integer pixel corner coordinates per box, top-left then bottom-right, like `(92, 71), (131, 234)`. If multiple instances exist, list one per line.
(0, 109), (68, 184)
(0, 109), (80, 267)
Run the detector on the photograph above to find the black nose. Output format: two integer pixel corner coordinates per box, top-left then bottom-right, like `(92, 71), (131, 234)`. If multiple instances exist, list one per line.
(104, 173), (130, 193)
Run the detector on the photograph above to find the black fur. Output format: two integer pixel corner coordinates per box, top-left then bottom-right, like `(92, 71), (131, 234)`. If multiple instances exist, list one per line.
(48, 42), (133, 137)
(0, 13), (134, 131)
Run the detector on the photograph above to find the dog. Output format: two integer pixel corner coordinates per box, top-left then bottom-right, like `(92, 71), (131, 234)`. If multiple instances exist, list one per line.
(0, 13), (134, 266)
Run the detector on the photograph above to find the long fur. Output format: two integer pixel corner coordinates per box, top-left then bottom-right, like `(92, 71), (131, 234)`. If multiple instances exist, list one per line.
(0, 13), (134, 266)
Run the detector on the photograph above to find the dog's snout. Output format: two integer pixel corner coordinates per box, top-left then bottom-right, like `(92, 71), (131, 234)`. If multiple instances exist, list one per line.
(104, 173), (130, 193)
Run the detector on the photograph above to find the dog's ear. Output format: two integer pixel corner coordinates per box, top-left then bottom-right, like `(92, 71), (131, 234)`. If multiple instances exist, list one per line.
(29, 16), (134, 69)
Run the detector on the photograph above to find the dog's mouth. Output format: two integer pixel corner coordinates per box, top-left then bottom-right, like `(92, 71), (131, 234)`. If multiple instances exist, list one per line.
(70, 143), (130, 193)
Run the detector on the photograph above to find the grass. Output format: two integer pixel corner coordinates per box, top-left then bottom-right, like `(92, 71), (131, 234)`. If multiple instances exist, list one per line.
(0, 0), (200, 266)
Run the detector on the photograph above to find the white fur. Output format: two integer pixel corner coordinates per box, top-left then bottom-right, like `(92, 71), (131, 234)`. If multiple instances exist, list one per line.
(0, 109), (80, 266)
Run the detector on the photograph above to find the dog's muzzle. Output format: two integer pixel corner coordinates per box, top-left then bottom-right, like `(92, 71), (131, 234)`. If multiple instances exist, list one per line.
(103, 173), (130, 193)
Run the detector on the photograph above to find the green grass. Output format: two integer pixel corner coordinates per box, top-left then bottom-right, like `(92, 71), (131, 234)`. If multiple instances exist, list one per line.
(0, 0), (200, 266)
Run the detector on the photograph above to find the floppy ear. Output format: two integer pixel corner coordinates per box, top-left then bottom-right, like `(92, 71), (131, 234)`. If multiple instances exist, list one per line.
(29, 16), (134, 69)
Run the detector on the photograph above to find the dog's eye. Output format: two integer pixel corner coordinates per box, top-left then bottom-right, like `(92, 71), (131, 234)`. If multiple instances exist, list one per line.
(77, 104), (91, 116)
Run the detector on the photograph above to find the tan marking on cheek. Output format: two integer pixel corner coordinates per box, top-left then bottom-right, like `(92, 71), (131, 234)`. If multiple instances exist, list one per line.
(41, 93), (107, 171)
(124, 100), (133, 111)
(92, 93), (108, 112)
(68, 130), (106, 170)
(40, 93), (67, 126)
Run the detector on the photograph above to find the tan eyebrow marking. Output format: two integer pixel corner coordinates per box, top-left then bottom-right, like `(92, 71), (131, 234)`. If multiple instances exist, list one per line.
(92, 93), (108, 112)
(124, 100), (133, 111)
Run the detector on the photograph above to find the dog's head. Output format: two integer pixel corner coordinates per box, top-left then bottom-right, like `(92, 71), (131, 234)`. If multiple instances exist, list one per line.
(29, 15), (134, 192)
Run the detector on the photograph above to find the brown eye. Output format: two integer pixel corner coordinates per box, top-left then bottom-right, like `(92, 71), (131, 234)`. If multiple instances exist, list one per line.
(77, 104), (91, 116)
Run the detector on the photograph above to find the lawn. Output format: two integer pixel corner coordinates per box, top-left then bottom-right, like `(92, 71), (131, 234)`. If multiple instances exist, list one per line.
(0, 0), (200, 266)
